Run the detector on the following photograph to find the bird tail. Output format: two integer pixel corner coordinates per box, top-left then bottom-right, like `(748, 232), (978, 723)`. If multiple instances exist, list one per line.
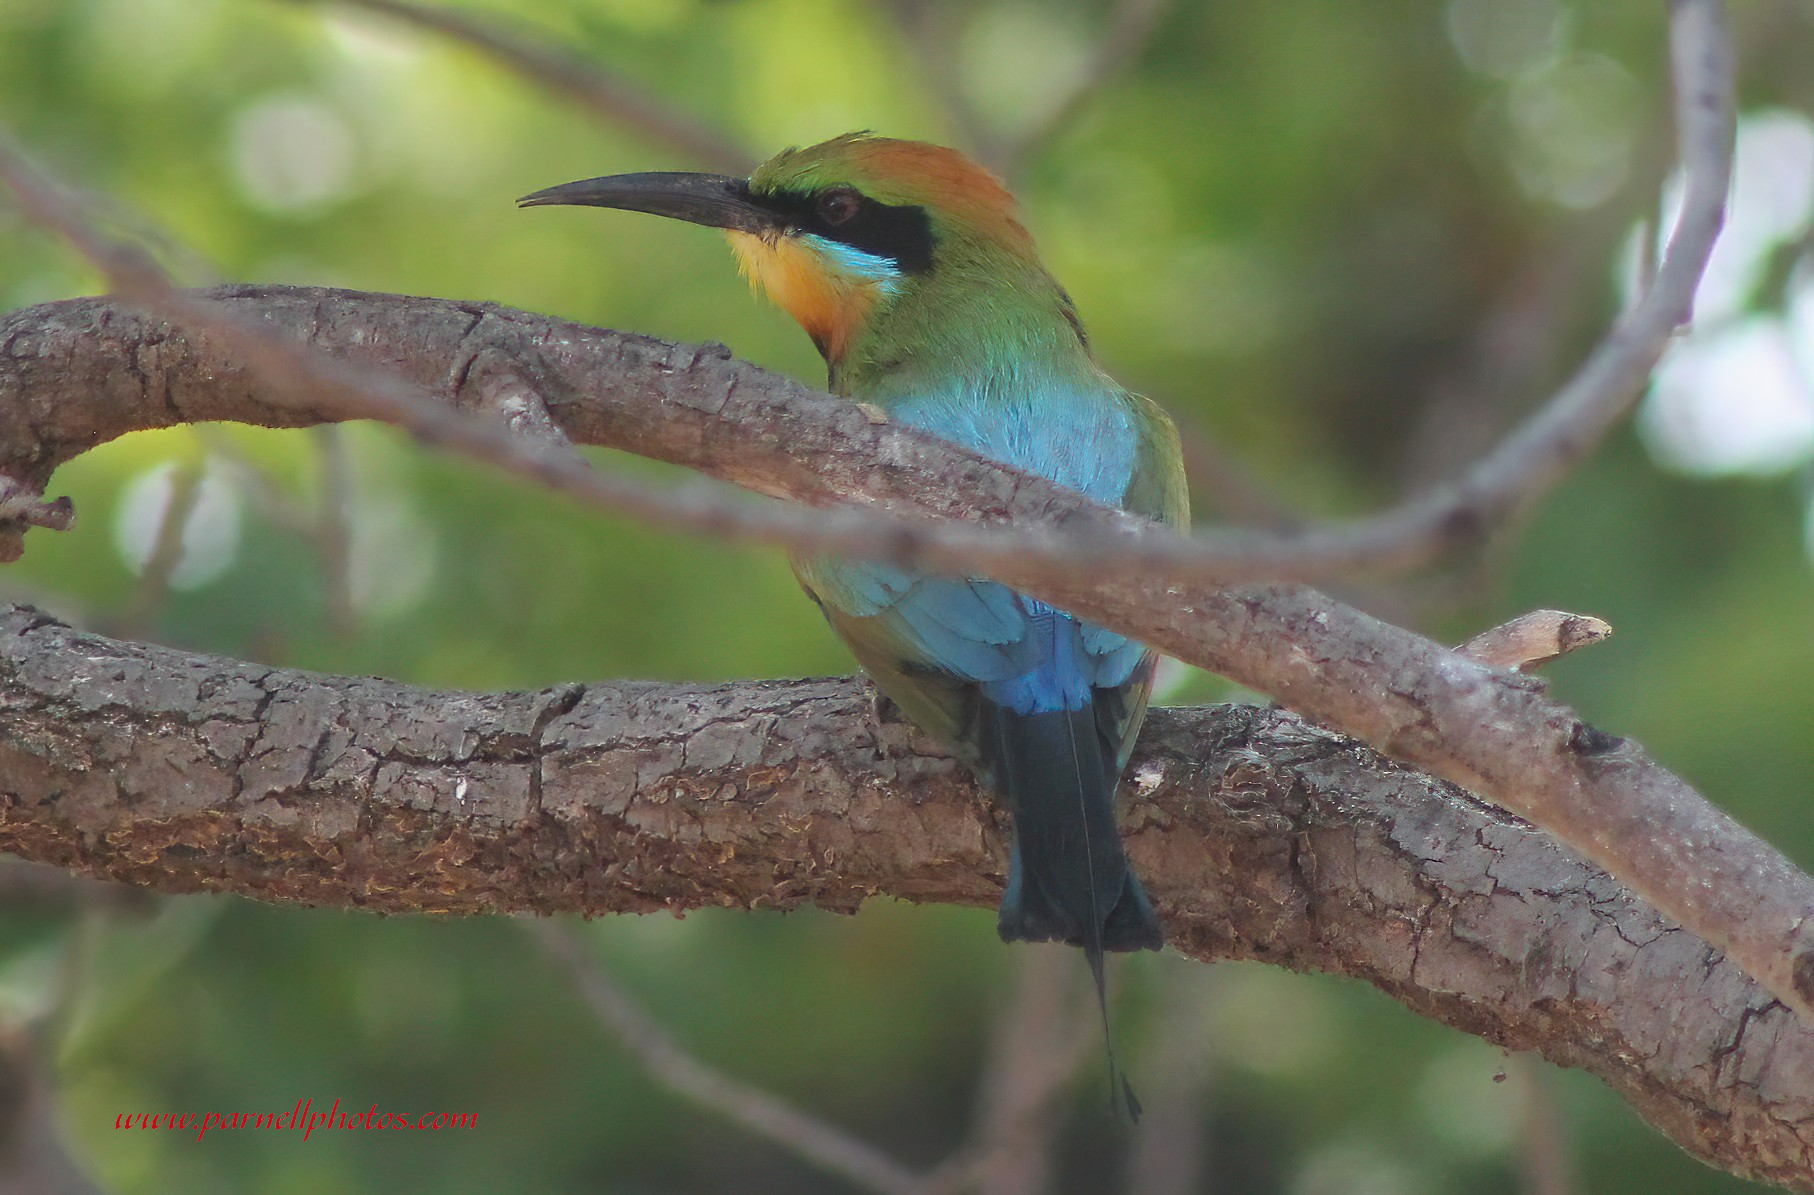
(978, 699), (1162, 1119)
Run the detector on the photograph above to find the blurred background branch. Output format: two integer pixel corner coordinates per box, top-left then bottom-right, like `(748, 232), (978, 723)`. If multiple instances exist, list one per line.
(529, 920), (925, 1195)
(0, 1023), (102, 1195)
(0, 877), (118, 1195)
(284, 0), (755, 173)
(991, 0), (1177, 180)
(926, 946), (1095, 1195)
(0, 0), (1739, 593)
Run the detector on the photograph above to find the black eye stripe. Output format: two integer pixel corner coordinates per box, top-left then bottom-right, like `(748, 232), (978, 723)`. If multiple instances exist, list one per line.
(759, 188), (935, 275)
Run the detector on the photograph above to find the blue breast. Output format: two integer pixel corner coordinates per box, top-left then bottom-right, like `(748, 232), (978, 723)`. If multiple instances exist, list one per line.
(810, 366), (1147, 713)
(887, 367), (1139, 504)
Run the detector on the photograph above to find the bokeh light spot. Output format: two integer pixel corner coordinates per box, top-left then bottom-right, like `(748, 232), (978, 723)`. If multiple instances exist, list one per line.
(228, 93), (362, 216)
(1446, 0), (1565, 79)
(1640, 317), (1814, 477)
(113, 459), (244, 590)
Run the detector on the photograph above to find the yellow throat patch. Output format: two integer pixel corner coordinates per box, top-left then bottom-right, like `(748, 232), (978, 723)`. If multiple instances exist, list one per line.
(727, 231), (888, 363)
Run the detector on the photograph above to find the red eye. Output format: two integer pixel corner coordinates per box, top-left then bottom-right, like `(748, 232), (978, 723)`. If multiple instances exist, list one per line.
(818, 189), (861, 226)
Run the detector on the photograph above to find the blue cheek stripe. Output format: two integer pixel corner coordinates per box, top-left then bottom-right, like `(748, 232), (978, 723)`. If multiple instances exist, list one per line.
(799, 234), (904, 294)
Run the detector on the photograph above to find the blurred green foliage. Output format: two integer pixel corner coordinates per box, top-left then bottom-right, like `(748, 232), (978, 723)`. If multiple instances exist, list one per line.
(3, 0), (1814, 1191)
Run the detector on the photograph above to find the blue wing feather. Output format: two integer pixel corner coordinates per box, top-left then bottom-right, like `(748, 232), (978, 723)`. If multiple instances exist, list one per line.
(803, 563), (1138, 704)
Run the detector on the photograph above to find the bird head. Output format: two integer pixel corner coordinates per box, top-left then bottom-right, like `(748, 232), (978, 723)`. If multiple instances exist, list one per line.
(520, 133), (1072, 369)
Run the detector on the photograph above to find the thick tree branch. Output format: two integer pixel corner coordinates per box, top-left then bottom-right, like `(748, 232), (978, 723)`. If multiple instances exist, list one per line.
(0, 12), (1768, 1018)
(0, 3), (1797, 1183)
(302, 0), (1726, 577)
(0, 0), (1739, 591)
(7, 280), (1811, 1040)
(0, 16), (1789, 1040)
(0, 606), (1808, 1186)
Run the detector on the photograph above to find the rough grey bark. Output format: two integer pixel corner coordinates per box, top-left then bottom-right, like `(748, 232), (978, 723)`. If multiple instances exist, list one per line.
(7, 285), (1814, 1042)
(1, 605), (1810, 1186)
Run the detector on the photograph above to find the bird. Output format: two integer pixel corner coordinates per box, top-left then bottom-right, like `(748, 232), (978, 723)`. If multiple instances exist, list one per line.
(522, 133), (1188, 1116)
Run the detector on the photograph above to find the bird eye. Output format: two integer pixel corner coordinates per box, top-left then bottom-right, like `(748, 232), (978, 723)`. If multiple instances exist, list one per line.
(817, 188), (861, 226)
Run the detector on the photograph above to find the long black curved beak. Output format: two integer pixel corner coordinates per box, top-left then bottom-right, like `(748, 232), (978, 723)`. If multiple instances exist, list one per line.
(517, 172), (779, 235)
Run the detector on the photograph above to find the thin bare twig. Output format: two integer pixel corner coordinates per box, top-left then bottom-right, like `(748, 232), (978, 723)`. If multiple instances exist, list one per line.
(1154, 0), (1736, 582)
(288, 0), (753, 174)
(526, 919), (924, 1195)
(4, 133), (1199, 591)
(0, 0), (1737, 591)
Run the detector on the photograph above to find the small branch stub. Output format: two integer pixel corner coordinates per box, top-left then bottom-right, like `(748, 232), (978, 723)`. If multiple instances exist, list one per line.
(1457, 609), (1613, 672)
(0, 476), (75, 532)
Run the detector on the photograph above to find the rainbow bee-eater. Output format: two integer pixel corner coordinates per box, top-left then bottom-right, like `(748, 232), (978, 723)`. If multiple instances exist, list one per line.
(523, 134), (1188, 1112)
